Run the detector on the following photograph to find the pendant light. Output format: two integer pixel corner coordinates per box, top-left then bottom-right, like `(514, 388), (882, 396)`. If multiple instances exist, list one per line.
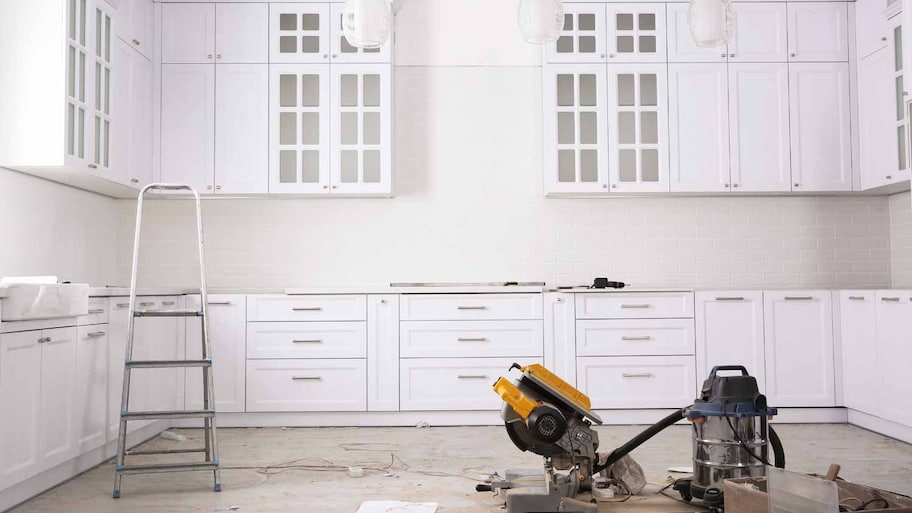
(518, 0), (565, 45)
(342, 0), (393, 49)
(687, 0), (734, 48)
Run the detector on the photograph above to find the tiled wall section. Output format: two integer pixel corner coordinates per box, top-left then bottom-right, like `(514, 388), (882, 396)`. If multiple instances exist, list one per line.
(891, 191), (912, 288)
(116, 67), (895, 291)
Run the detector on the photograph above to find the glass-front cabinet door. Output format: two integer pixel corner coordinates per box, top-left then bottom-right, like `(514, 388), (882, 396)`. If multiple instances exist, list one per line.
(269, 65), (330, 193)
(543, 65), (609, 194)
(269, 4), (330, 63)
(544, 4), (607, 63)
(66, 0), (92, 170)
(330, 65), (392, 194)
(605, 4), (666, 63)
(891, 20), (910, 182)
(91, 1), (113, 177)
(607, 64), (669, 191)
(329, 3), (391, 63)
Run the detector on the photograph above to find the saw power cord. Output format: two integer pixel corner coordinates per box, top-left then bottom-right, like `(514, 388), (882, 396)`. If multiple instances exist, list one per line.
(653, 478), (712, 511)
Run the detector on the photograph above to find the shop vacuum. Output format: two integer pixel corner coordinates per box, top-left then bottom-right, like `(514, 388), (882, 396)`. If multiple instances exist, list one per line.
(488, 364), (785, 512)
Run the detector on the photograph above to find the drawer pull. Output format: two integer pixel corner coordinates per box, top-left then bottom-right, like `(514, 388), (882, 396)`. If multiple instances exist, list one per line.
(292, 376), (322, 381)
(848, 296), (866, 301)
(88, 308), (105, 314)
(87, 331), (106, 338)
(161, 301), (176, 306)
(457, 375), (488, 380)
(784, 296), (813, 301)
(208, 300), (232, 305)
(37, 337), (51, 344)
(457, 306), (488, 311)
(715, 297), (744, 301)
(292, 307), (323, 311)
(292, 339), (322, 344)
(457, 337), (488, 342)
(116, 303), (129, 308)
(881, 297), (901, 302)
(620, 304), (650, 309)
(139, 302), (155, 307)
(621, 336), (652, 341)
(622, 372), (654, 378)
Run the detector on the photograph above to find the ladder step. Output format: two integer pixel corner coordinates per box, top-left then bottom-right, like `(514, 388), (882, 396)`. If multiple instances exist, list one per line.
(126, 448), (208, 456)
(122, 410), (215, 421)
(126, 359), (212, 369)
(116, 462), (219, 476)
(134, 309), (203, 318)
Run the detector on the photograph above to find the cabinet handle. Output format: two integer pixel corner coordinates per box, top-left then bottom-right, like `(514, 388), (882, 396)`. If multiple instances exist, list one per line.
(621, 336), (652, 341)
(600, 53), (606, 58)
(216, 185), (222, 190)
(457, 337), (488, 342)
(848, 296), (865, 301)
(208, 300), (232, 305)
(216, 54), (222, 59)
(161, 301), (176, 306)
(332, 54), (338, 58)
(292, 376), (322, 381)
(207, 185), (213, 190)
(724, 183), (730, 188)
(457, 306), (487, 310)
(292, 339), (322, 344)
(457, 375), (488, 380)
(620, 304), (650, 309)
(887, 175), (893, 180)
(790, 53), (796, 57)
(721, 53), (726, 58)
(132, 38), (140, 46)
(88, 164), (98, 169)
(116, 303), (129, 308)
(292, 307), (323, 311)
(207, 54), (213, 59)
(784, 296), (813, 301)
(87, 331), (106, 338)
(140, 302), (155, 307)
(88, 308), (105, 314)
(130, 178), (139, 184)
(38, 337), (51, 344)
(732, 183), (740, 188)
(323, 54), (329, 59)
(883, 36), (888, 42)
(881, 297), (901, 302)
(609, 53), (616, 58)
(729, 53), (735, 57)
(794, 183), (800, 188)
(715, 296), (744, 301)
(622, 372), (654, 378)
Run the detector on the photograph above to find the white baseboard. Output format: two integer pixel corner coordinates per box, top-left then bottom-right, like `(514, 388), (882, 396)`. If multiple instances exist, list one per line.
(847, 410), (912, 444)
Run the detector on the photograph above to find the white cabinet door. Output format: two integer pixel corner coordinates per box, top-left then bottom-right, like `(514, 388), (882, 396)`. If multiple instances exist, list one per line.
(858, 47), (899, 190)
(186, 295), (247, 413)
(215, 64), (268, 194)
(695, 291), (766, 392)
(666, 3), (728, 63)
(160, 64), (215, 193)
(729, 63), (791, 192)
(39, 327), (78, 470)
(75, 325), (109, 454)
(246, 359), (367, 412)
(668, 63), (730, 192)
(787, 2), (849, 62)
(161, 3), (215, 64)
(543, 65), (609, 194)
(875, 291), (912, 426)
(269, 3), (331, 63)
(111, 41), (134, 187)
(855, 0), (890, 59)
(763, 291), (836, 407)
(607, 64), (669, 192)
(838, 291), (879, 415)
(729, 3), (788, 62)
(329, 3), (392, 63)
(128, 45), (153, 188)
(0, 331), (42, 488)
(888, 21), (911, 184)
(367, 295), (399, 412)
(89, 1), (115, 179)
(544, 3), (607, 63)
(130, 0), (153, 59)
(577, 356), (696, 409)
(788, 63), (852, 191)
(330, 64), (393, 194)
(64, 0), (94, 172)
(400, 358), (541, 411)
(269, 64), (330, 193)
(605, 3), (666, 63)
(216, 3), (269, 64)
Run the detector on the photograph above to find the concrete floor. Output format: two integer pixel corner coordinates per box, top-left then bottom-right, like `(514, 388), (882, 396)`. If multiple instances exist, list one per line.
(11, 424), (912, 513)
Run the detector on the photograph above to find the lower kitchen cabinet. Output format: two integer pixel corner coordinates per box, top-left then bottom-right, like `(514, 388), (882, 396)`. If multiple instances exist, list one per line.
(874, 291), (912, 427)
(576, 318), (694, 357)
(399, 357), (540, 411)
(838, 291), (879, 414)
(74, 325), (109, 454)
(186, 295), (247, 413)
(246, 359), (367, 412)
(0, 332), (42, 488)
(764, 291), (836, 407)
(399, 320), (543, 358)
(39, 328), (79, 470)
(695, 291), (766, 390)
(577, 356), (696, 409)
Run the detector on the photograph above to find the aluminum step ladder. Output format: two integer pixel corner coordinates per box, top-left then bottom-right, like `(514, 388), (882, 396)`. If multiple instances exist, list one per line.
(113, 184), (221, 498)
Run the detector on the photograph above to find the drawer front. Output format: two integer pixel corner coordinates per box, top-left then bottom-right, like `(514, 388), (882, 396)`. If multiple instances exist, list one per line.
(78, 298), (109, 325)
(400, 320), (543, 358)
(400, 294), (543, 321)
(575, 292), (694, 319)
(577, 356), (696, 409)
(247, 322), (366, 359)
(400, 357), (542, 411)
(247, 295), (367, 321)
(246, 359), (366, 412)
(576, 319), (695, 356)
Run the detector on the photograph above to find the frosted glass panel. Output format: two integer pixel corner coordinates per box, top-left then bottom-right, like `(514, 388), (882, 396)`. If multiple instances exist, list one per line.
(618, 112), (635, 144)
(640, 74), (657, 106)
(280, 13), (297, 30)
(579, 36), (596, 53)
(79, 52), (85, 101)
(579, 74), (596, 106)
(279, 36), (297, 53)
(618, 36), (634, 53)
(341, 37), (357, 53)
(279, 113), (297, 144)
(363, 112), (380, 145)
(67, 104), (75, 155)
(897, 76), (905, 121)
(104, 68), (110, 114)
(639, 13), (655, 30)
(279, 150), (296, 183)
(301, 113), (319, 144)
(642, 149), (659, 182)
(580, 150), (598, 182)
(301, 36), (320, 53)
(341, 151), (358, 182)
(364, 150), (381, 183)
(301, 75), (319, 106)
(558, 150), (575, 182)
(558, 112), (575, 144)
(895, 26), (903, 72)
(641, 111), (658, 144)
(363, 75), (381, 106)
(579, 112), (597, 144)
(563, 14), (573, 30)
(280, 75), (297, 106)
(301, 13), (320, 30)
(617, 13), (633, 30)
(78, 108), (84, 158)
(302, 151), (320, 182)
(557, 37), (574, 53)
(557, 75), (574, 106)
(639, 36), (656, 53)
(899, 125), (907, 170)
(69, 0), (76, 39)
(341, 112), (358, 144)
(618, 74), (635, 106)
(341, 75), (358, 106)
(619, 149), (636, 181)
(579, 14), (595, 30)
(68, 47), (76, 97)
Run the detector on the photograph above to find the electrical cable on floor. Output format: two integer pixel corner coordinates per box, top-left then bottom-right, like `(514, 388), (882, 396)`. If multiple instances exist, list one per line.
(653, 478), (712, 511)
(722, 403), (774, 467)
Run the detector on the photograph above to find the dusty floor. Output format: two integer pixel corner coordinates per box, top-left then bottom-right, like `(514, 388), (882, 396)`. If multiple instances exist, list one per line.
(11, 424), (912, 512)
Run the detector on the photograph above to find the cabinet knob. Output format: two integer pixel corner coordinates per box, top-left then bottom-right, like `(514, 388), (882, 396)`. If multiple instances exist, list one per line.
(790, 53), (796, 57)
(332, 54), (338, 58)
(724, 183), (730, 188)
(132, 38), (140, 46)
(88, 163), (98, 169)
(729, 53), (735, 57)
(794, 183), (800, 187)
(323, 54), (329, 59)
(322, 185), (328, 189)
(721, 53), (726, 58)
(611, 184), (618, 189)
(130, 178), (139, 184)
(600, 54), (606, 59)
(216, 54), (222, 59)
(207, 54), (213, 59)
(887, 175), (893, 180)
(609, 53), (616, 58)
(732, 183), (740, 188)
(216, 185), (222, 190)
(207, 185), (212, 190)
(883, 36), (889, 42)
(331, 185), (338, 189)
(602, 184), (608, 189)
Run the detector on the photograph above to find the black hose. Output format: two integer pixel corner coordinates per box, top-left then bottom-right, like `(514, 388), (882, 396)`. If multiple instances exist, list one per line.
(769, 425), (785, 469)
(591, 408), (686, 475)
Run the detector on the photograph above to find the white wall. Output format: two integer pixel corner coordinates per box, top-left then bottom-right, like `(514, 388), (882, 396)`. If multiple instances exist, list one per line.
(890, 191), (912, 288)
(0, 168), (118, 285)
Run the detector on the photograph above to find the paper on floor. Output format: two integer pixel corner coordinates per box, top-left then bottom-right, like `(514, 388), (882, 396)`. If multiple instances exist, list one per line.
(356, 501), (437, 513)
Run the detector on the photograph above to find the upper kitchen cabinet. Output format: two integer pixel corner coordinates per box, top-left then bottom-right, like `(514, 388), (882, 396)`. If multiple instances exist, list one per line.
(856, 0), (892, 60)
(666, 3), (728, 63)
(543, 65), (610, 194)
(114, 0), (153, 60)
(787, 3), (849, 62)
(545, 3), (607, 63)
(112, 38), (153, 188)
(789, 62), (853, 191)
(162, 3), (268, 64)
(160, 64), (215, 193)
(728, 3), (788, 62)
(270, 3), (331, 63)
(330, 3), (392, 63)
(605, 4), (666, 63)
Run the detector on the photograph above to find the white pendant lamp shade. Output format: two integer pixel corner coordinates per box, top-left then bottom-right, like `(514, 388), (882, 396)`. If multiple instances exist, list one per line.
(342, 0), (393, 49)
(687, 0), (734, 48)
(518, 0), (565, 44)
